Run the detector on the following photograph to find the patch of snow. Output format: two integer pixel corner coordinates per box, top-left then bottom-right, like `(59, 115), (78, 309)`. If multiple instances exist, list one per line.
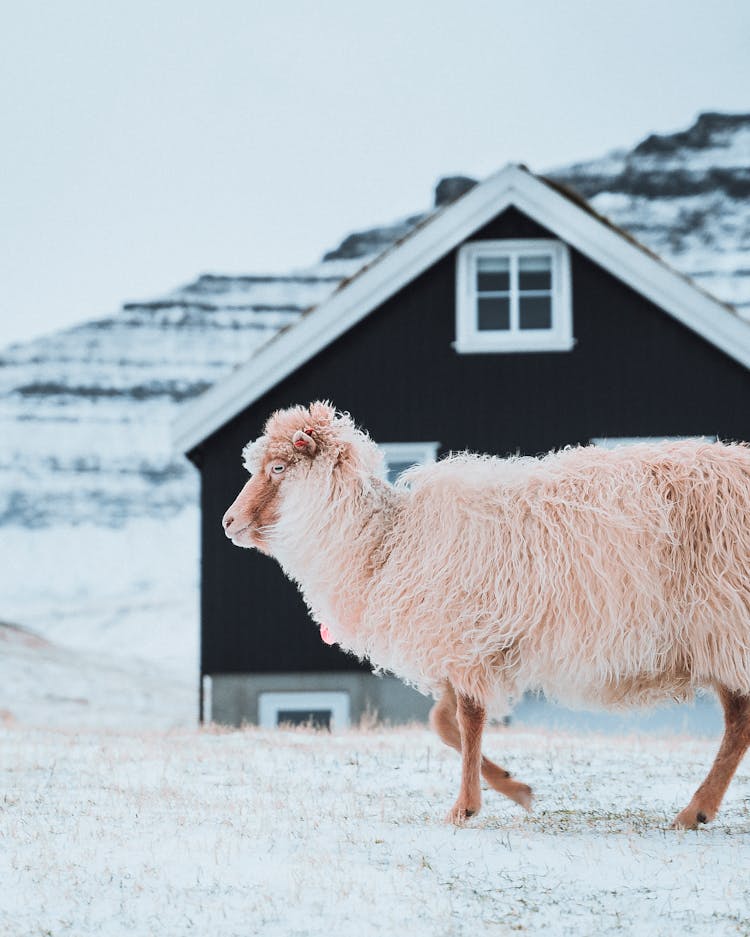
(0, 510), (199, 676)
(0, 624), (193, 729)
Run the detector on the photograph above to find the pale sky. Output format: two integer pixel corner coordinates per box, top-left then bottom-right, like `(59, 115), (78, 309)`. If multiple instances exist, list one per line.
(1, 0), (748, 348)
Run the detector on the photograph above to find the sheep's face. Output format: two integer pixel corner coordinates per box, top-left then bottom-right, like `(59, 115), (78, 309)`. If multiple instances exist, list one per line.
(222, 401), (383, 554)
(221, 448), (291, 553)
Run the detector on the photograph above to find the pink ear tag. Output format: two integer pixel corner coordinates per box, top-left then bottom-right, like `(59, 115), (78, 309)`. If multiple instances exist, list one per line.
(319, 624), (336, 645)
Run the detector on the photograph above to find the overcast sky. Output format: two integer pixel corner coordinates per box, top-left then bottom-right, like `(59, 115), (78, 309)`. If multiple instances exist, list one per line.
(1, 0), (748, 348)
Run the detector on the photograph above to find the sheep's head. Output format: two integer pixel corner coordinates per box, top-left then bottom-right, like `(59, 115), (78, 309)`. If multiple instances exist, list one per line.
(222, 401), (382, 553)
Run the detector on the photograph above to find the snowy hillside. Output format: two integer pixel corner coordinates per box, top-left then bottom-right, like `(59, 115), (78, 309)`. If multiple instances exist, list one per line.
(0, 622), (192, 729)
(0, 262), (359, 529)
(1, 111), (748, 722)
(550, 112), (750, 317)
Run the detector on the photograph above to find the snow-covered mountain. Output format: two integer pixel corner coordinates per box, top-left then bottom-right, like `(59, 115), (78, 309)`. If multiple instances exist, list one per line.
(0, 262), (360, 529)
(550, 112), (750, 316)
(325, 111), (750, 316)
(1, 110), (748, 719)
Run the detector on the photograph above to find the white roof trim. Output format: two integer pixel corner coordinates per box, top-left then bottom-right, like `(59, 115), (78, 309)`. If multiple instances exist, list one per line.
(174, 164), (750, 453)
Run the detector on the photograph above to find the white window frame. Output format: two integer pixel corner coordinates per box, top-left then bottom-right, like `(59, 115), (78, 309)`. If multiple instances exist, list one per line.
(379, 442), (439, 484)
(592, 435), (717, 449)
(455, 239), (573, 354)
(258, 691), (350, 729)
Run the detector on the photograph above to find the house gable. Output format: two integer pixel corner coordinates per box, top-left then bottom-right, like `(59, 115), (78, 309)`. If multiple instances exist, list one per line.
(215, 205), (750, 456)
(174, 164), (750, 456)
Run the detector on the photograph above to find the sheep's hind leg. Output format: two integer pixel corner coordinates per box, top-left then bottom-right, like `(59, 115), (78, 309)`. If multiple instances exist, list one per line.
(672, 687), (750, 830)
(430, 683), (532, 813)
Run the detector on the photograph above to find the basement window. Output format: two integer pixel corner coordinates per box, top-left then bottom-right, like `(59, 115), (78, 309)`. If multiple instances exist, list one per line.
(455, 240), (573, 353)
(380, 442), (439, 484)
(258, 691), (350, 730)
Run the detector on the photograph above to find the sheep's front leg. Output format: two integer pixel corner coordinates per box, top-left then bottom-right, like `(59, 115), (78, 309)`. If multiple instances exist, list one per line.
(430, 682), (533, 811)
(447, 694), (486, 825)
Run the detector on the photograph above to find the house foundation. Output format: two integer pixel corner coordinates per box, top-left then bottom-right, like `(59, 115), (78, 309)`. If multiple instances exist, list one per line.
(205, 671), (434, 728)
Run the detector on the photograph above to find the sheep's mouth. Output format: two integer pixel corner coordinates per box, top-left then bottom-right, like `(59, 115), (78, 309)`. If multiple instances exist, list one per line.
(227, 524), (253, 543)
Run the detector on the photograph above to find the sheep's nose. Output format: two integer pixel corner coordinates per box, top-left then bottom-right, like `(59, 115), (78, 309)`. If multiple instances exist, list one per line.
(222, 512), (234, 531)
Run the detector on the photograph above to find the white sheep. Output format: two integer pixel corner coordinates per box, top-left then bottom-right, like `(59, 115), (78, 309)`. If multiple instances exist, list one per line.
(223, 401), (750, 828)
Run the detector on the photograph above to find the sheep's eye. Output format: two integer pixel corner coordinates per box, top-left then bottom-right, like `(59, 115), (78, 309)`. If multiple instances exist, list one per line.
(270, 463), (285, 475)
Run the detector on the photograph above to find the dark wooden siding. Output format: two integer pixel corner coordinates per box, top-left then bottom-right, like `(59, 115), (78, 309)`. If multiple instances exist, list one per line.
(196, 206), (750, 675)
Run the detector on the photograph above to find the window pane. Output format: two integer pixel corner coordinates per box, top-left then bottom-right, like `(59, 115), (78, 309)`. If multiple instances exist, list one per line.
(518, 255), (552, 291)
(477, 256), (510, 292)
(477, 296), (510, 331)
(519, 295), (552, 330)
(277, 710), (332, 730)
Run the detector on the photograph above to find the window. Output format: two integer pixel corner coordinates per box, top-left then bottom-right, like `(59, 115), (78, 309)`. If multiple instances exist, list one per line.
(592, 436), (717, 449)
(379, 442), (439, 484)
(258, 691), (350, 729)
(455, 240), (572, 353)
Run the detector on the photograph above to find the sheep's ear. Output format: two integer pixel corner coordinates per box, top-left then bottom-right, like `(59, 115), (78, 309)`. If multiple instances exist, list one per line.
(292, 428), (317, 456)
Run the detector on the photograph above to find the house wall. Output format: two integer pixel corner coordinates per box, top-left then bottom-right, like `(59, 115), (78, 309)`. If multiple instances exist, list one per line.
(193, 206), (750, 723)
(208, 672), (433, 728)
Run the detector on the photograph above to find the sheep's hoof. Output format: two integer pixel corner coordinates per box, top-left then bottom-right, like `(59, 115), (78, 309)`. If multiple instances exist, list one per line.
(482, 765), (533, 811)
(507, 781), (534, 812)
(446, 802), (480, 825)
(671, 806), (714, 830)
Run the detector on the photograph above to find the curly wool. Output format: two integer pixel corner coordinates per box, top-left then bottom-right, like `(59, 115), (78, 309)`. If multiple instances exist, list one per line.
(256, 406), (750, 716)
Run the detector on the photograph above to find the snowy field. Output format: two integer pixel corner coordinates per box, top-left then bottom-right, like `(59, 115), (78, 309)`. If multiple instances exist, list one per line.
(1, 724), (749, 937)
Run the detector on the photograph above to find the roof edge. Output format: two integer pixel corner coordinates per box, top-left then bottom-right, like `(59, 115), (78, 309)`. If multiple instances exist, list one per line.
(174, 164), (750, 454)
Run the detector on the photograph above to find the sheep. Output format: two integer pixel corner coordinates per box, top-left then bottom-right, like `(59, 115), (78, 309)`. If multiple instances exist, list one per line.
(222, 401), (750, 829)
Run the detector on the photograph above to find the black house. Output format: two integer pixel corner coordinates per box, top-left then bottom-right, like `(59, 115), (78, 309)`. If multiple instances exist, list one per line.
(175, 165), (750, 728)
